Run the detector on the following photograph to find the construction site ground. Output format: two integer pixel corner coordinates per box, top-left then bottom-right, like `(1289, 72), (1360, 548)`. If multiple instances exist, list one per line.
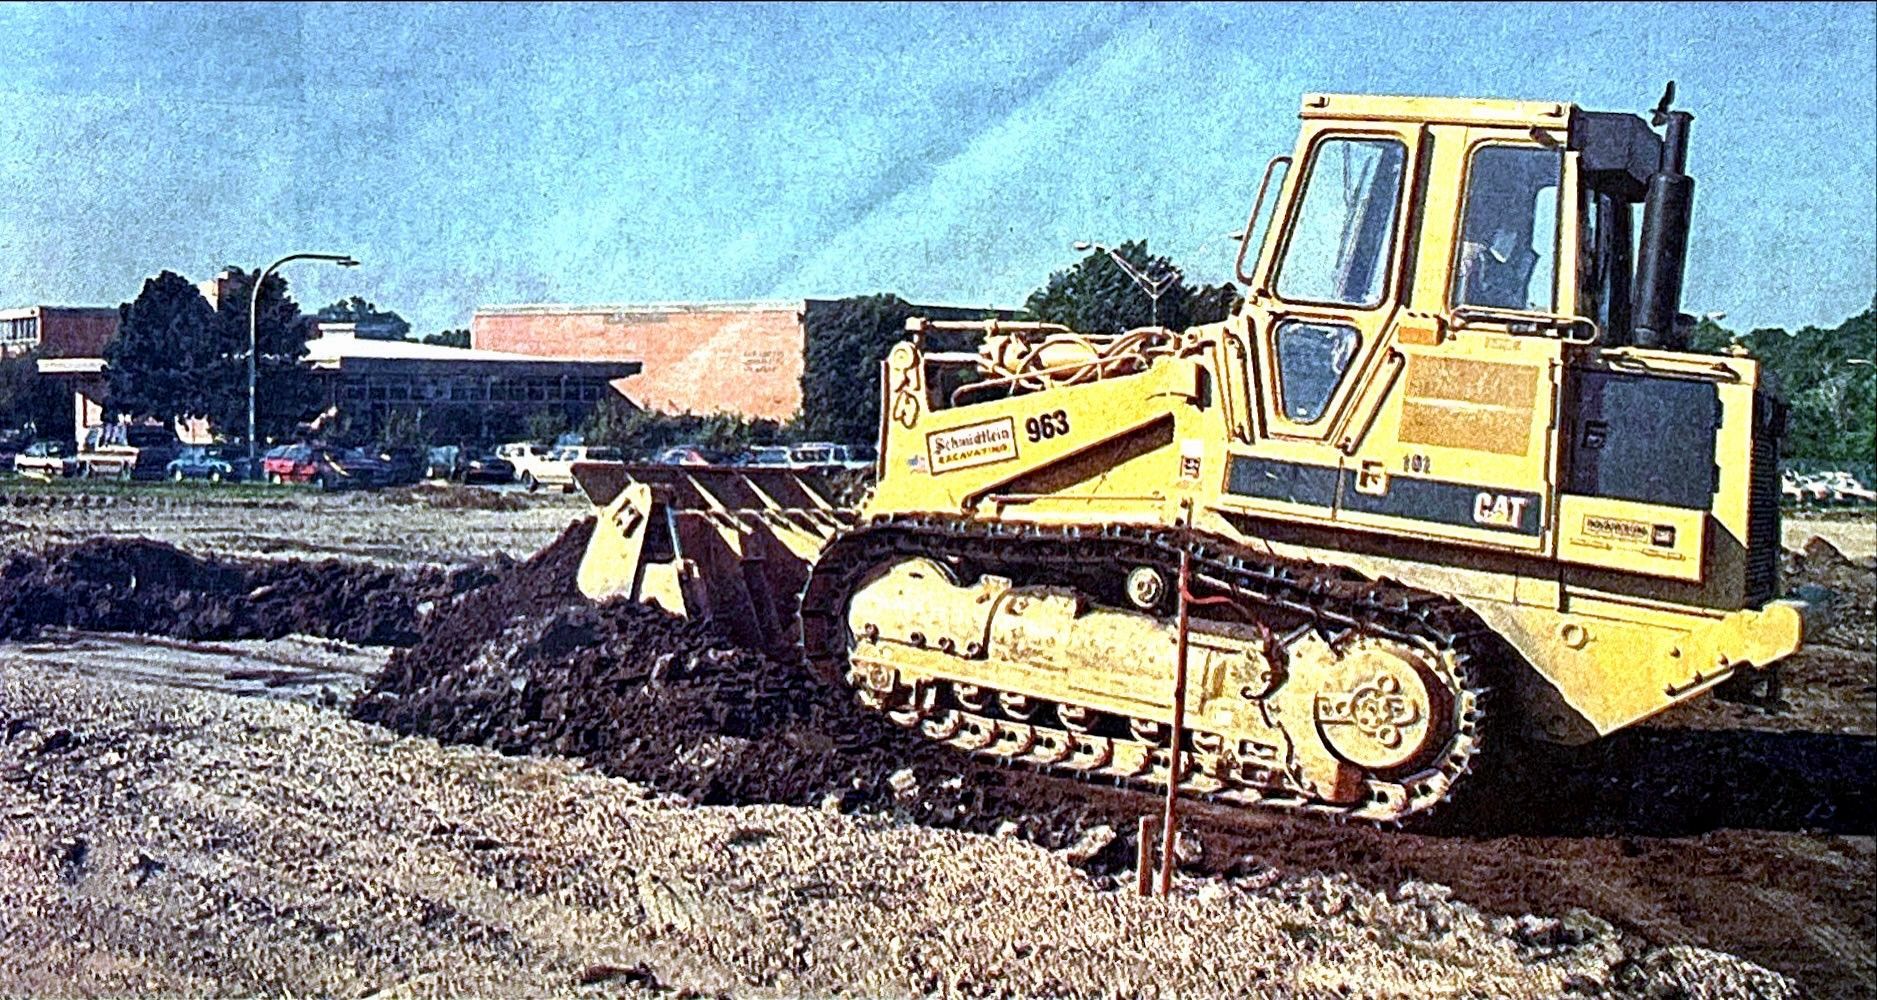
(1, 482), (1871, 998)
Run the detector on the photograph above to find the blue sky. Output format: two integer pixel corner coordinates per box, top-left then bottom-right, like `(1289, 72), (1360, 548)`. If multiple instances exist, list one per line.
(0, 2), (1872, 336)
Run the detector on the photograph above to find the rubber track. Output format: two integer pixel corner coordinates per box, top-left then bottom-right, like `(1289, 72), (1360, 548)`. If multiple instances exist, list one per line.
(800, 514), (1497, 823)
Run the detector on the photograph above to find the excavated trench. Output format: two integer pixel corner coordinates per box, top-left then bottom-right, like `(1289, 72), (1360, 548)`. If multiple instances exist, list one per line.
(2, 523), (1868, 995)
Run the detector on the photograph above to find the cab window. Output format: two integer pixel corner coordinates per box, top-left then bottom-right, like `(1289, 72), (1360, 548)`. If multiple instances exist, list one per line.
(1453, 145), (1563, 312)
(1275, 321), (1360, 423)
(1274, 136), (1408, 308)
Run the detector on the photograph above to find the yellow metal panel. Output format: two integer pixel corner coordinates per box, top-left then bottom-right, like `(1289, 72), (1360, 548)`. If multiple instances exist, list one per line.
(1300, 93), (1574, 130)
(1402, 356), (1539, 408)
(1399, 401), (1532, 456)
(1556, 494), (1706, 583)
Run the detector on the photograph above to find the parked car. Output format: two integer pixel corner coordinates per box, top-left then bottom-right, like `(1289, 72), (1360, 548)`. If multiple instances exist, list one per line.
(425, 446), (515, 484)
(650, 444), (730, 467)
(1782, 471), (1834, 506)
(263, 444), (318, 484)
(76, 422), (182, 481)
(737, 445), (793, 468)
(322, 448), (387, 490)
(1815, 470), (1877, 505)
(165, 446), (237, 483)
(788, 442), (876, 472)
(376, 446), (426, 486)
(261, 445), (379, 489)
(0, 429), (29, 471)
(524, 444), (623, 492)
(13, 440), (75, 479)
(496, 442), (558, 487)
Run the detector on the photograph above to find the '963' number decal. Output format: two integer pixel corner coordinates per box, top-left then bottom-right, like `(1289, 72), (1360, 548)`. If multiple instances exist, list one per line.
(1025, 409), (1070, 442)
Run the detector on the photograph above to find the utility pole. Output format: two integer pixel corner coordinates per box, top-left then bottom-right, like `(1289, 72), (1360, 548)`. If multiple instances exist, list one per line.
(247, 253), (358, 474)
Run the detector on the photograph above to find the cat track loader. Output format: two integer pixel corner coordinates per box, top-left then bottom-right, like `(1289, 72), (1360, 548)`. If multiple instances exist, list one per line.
(572, 88), (1824, 822)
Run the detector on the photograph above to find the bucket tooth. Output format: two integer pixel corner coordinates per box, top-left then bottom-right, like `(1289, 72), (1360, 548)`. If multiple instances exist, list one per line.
(571, 461), (857, 652)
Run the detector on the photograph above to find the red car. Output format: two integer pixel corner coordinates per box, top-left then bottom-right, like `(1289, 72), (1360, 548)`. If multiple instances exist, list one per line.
(261, 445), (382, 489)
(262, 444), (320, 484)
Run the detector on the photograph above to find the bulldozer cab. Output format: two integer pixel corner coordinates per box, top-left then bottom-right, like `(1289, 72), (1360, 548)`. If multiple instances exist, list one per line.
(1204, 91), (1779, 609)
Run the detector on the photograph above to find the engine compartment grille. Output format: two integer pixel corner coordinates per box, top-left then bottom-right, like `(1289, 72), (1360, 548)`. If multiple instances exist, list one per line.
(1744, 392), (1783, 607)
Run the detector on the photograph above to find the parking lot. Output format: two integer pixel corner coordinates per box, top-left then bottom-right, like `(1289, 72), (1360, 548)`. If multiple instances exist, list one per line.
(0, 475), (581, 567)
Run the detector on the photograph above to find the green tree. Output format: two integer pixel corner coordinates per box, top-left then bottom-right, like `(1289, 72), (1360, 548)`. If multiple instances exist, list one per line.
(525, 407), (571, 443)
(0, 350), (68, 438)
(379, 407), (424, 448)
(316, 295), (411, 341)
(208, 268), (322, 445)
(1692, 299), (1876, 467)
(798, 294), (919, 443)
(104, 271), (219, 426)
(422, 328), (471, 348)
(1023, 240), (1241, 335)
(578, 398), (781, 459)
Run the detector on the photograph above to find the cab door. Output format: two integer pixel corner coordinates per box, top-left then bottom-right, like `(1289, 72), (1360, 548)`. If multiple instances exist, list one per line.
(1228, 123), (1426, 516)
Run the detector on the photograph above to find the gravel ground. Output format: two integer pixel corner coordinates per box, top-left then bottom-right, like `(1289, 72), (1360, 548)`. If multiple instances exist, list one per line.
(0, 493), (1866, 997)
(0, 667), (1796, 999)
(0, 480), (583, 566)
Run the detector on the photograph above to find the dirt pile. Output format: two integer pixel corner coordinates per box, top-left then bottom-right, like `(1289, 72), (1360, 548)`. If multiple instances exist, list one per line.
(351, 519), (1126, 847)
(0, 537), (497, 646)
(382, 483), (531, 512)
(1784, 535), (1877, 649)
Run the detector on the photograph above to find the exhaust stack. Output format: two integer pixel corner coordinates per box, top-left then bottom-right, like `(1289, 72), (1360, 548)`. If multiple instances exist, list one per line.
(1633, 92), (1695, 349)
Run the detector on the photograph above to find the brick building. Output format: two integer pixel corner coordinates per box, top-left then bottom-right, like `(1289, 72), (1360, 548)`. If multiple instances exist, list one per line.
(0, 305), (119, 359)
(471, 301), (812, 420)
(301, 330), (639, 442)
(23, 297), (637, 447)
(471, 299), (1010, 421)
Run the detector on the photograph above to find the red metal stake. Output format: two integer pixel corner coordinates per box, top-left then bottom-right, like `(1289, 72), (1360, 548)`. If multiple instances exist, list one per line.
(1159, 547), (1193, 896)
(1158, 515), (1238, 897)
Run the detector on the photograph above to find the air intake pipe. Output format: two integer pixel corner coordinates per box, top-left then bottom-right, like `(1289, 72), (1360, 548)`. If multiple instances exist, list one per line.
(1633, 110), (1694, 349)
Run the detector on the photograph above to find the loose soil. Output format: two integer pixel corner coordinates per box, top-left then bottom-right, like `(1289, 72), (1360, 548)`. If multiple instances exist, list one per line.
(0, 537), (498, 646)
(16, 667), (1788, 999)
(351, 519), (1876, 997)
(1, 499), (1867, 995)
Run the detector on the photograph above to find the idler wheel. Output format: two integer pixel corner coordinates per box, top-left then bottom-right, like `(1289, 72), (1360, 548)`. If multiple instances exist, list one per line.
(1311, 640), (1442, 772)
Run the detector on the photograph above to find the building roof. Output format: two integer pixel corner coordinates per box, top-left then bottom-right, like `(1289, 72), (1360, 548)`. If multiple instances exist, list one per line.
(473, 297), (1016, 318)
(0, 305), (119, 321)
(301, 334), (640, 378)
(302, 335), (554, 364)
(35, 357), (106, 375)
(474, 300), (809, 318)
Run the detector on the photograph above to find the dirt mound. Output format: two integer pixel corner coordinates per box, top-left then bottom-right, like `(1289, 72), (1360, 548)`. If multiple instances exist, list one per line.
(0, 537), (497, 646)
(352, 517), (946, 810)
(383, 483), (530, 512)
(1784, 536), (1877, 649)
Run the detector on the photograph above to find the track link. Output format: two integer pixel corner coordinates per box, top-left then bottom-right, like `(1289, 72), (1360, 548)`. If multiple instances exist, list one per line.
(800, 515), (1497, 823)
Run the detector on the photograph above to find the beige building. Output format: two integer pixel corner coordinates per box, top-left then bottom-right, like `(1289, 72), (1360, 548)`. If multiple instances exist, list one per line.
(471, 299), (1009, 421)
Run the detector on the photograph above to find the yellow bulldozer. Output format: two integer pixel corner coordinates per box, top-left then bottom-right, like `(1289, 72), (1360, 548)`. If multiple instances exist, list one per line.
(571, 88), (1823, 822)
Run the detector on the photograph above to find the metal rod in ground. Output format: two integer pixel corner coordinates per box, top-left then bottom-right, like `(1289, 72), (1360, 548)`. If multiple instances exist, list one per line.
(1158, 545), (1194, 896)
(1136, 814), (1156, 897)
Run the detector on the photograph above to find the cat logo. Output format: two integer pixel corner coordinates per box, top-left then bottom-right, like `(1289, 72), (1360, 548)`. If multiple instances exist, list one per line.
(1472, 491), (1532, 529)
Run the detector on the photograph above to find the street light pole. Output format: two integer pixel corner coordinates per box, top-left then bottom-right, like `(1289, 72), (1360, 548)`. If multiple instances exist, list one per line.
(1073, 241), (1183, 328)
(248, 252), (358, 474)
